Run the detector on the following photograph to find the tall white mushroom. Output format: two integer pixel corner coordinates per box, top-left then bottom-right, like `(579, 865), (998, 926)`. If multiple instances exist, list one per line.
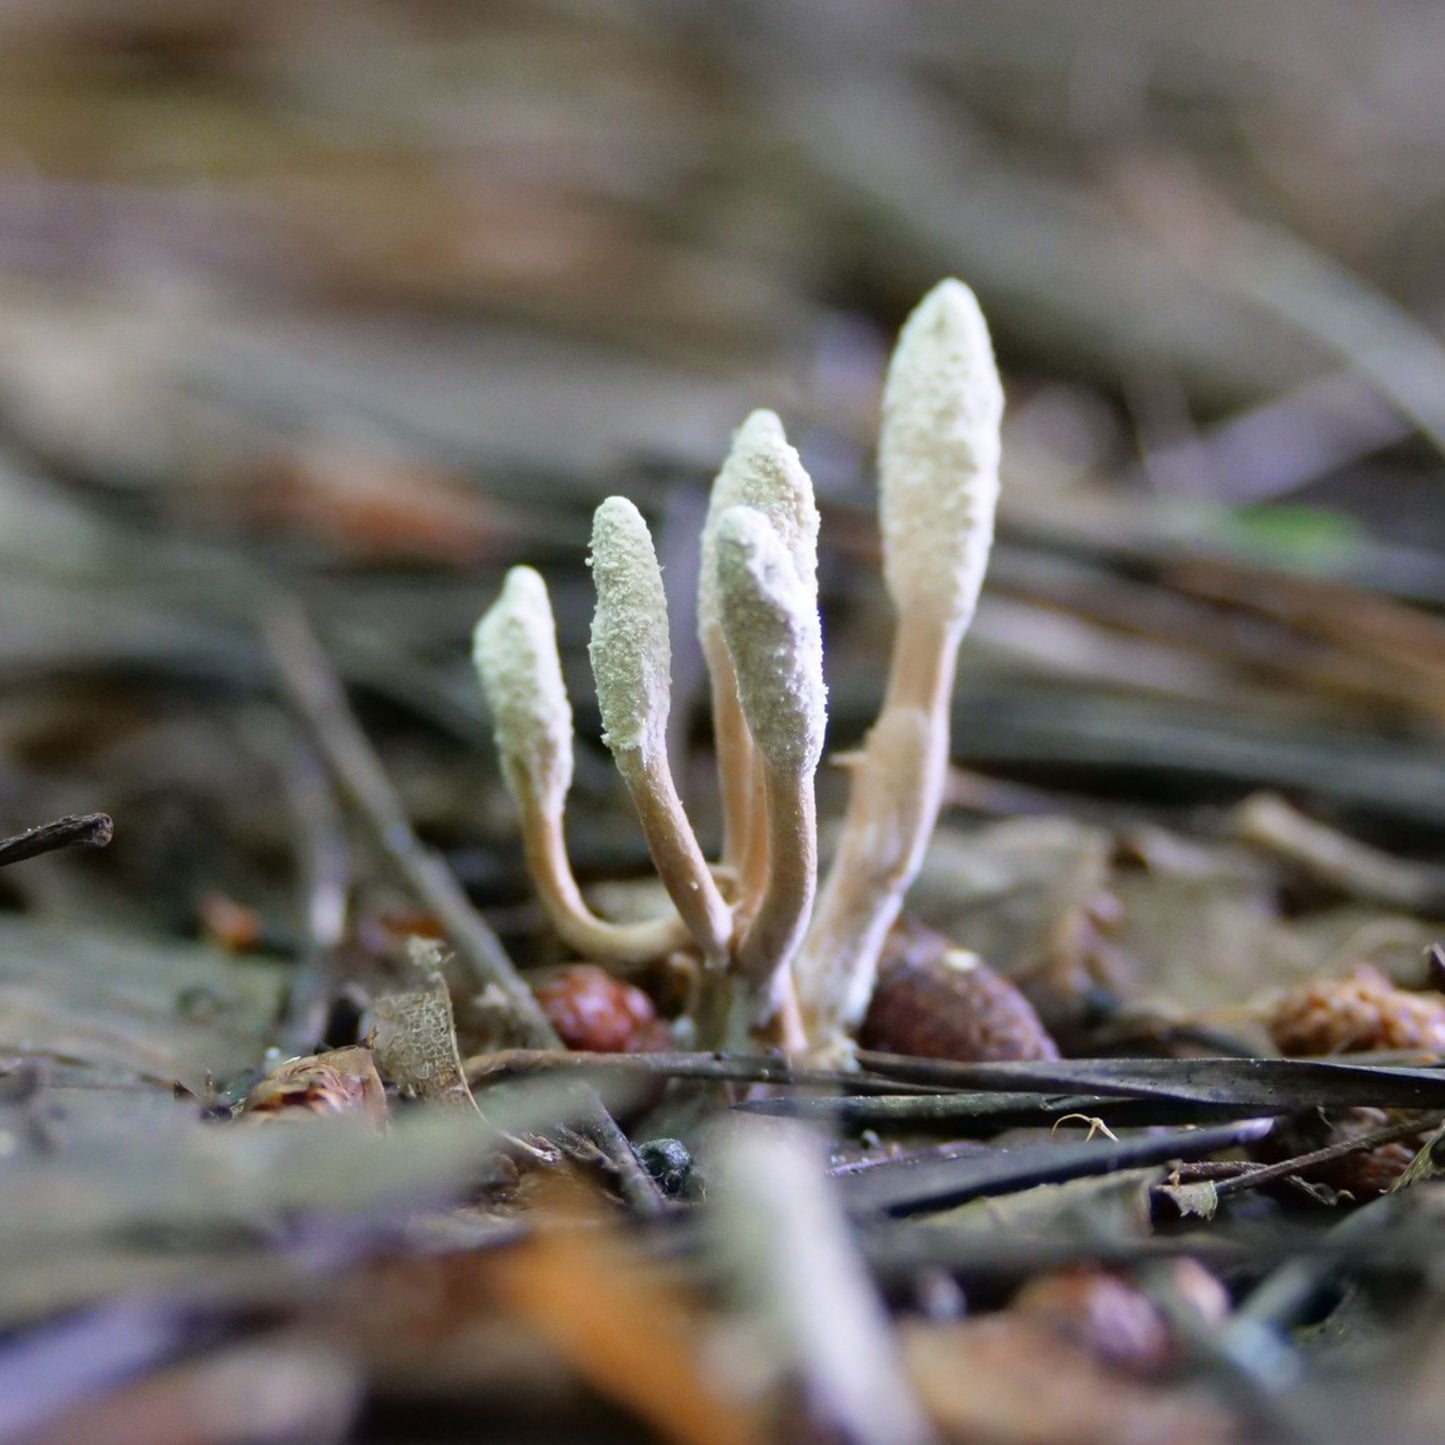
(714, 503), (826, 1047)
(589, 496), (732, 966)
(698, 409), (820, 885)
(796, 279), (1003, 1051)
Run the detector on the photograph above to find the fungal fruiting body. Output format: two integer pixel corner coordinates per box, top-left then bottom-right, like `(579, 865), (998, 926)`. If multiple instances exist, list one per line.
(796, 279), (1002, 1054)
(474, 279), (1002, 1057)
(714, 502), (825, 1046)
(473, 564), (690, 967)
(587, 496), (732, 967)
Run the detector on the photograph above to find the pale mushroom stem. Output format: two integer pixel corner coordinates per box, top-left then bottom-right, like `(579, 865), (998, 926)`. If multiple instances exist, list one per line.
(723, 760), (814, 1051)
(737, 763), (817, 990)
(721, 963), (808, 1054)
(612, 747), (733, 970)
(513, 783), (695, 969)
(797, 614), (957, 1049)
(703, 639), (755, 877)
(736, 761), (771, 920)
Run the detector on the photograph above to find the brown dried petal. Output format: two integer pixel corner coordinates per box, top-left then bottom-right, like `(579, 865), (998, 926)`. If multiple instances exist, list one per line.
(902, 1315), (1236, 1445)
(1013, 1269), (1174, 1377)
(1012, 1261), (1226, 1379)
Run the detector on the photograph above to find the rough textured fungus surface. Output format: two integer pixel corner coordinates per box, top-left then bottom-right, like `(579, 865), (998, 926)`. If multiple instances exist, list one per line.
(699, 408), (820, 641)
(715, 505), (826, 773)
(473, 566), (575, 810)
(587, 496), (673, 760)
(879, 279), (1003, 629)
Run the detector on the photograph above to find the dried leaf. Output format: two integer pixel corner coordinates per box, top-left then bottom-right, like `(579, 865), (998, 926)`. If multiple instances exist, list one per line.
(370, 941), (480, 1113)
(487, 1176), (762, 1445)
(238, 1047), (388, 1130)
(1156, 1180), (1220, 1221)
(902, 1315), (1235, 1444)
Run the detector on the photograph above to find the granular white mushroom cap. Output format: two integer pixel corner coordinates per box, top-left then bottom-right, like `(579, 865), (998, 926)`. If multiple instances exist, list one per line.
(588, 495), (672, 760)
(473, 566), (574, 809)
(701, 409), (820, 642)
(716, 505), (826, 773)
(879, 278), (1003, 629)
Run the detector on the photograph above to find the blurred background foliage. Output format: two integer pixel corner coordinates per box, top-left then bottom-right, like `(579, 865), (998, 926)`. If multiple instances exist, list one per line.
(1, 0), (1445, 937)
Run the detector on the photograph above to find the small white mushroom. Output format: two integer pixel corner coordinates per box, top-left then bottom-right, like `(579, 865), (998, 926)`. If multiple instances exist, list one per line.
(589, 497), (731, 964)
(797, 279), (1003, 1052)
(474, 567), (689, 967)
(474, 566), (574, 811)
(699, 410), (820, 876)
(879, 278), (1002, 633)
(715, 505), (826, 1045)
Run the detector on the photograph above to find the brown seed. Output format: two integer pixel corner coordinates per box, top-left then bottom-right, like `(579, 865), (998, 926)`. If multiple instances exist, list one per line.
(1268, 965), (1445, 1057)
(533, 965), (671, 1053)
(860, 932), (1058, 1062)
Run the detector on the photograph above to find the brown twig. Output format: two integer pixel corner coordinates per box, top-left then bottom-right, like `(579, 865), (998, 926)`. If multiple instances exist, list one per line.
(0, 813), (113, 868)
(263, 598), (550, 1039)
(465, 1047), (944, 1094)
(261, 597), (667, 1216)
(272, 730), (353, 1056)
(1211, 1112), (1441, 1198)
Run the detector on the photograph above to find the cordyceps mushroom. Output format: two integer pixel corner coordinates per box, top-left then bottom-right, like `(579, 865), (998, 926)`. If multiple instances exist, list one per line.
(473, 566), (692, 969)
(587, 496), (732, 969)
(471, 277), (1004, 1062)
(796, 279), (1003, 1055)
(698, 409), (821, 884)
(714, 503), (826, 1050)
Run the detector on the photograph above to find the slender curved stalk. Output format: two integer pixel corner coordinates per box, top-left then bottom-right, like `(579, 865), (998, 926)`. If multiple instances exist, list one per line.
(514, 781), (695, 969)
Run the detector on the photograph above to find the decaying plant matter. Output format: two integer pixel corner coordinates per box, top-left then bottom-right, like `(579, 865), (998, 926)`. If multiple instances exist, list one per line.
(474, 279), (1001, 1056)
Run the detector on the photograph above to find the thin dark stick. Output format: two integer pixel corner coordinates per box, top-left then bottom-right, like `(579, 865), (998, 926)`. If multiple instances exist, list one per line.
(263, 599), (551, 1043)
(0, 813), (113, 868)
(1211, 1112), (1440, 1198)
(465, 1047), (942, 1094)
(272, 730), (352, 1056)
(261, 599), (665, 1216)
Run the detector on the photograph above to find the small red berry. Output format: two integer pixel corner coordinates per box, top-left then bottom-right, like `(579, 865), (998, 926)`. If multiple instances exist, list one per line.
(533, 965), (671, 1053)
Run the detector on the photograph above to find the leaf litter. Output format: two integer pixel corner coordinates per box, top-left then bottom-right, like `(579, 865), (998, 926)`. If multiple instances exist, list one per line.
(5, 7), (1445, 1442)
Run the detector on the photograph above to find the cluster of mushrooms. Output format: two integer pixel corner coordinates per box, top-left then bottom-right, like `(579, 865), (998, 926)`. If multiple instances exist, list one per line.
(474, 279), (1002, 1060)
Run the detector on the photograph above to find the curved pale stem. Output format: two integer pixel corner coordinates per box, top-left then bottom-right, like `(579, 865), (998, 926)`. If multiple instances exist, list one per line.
(716, 758), (815, 1051)
(515, 785), (693, 969)
(702, 634), (756, 876)
(797, 612), (959, 1050)
(736, 763), (770, 923)
(613, 746), (733, 970)
(737, 762), (817, 989)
